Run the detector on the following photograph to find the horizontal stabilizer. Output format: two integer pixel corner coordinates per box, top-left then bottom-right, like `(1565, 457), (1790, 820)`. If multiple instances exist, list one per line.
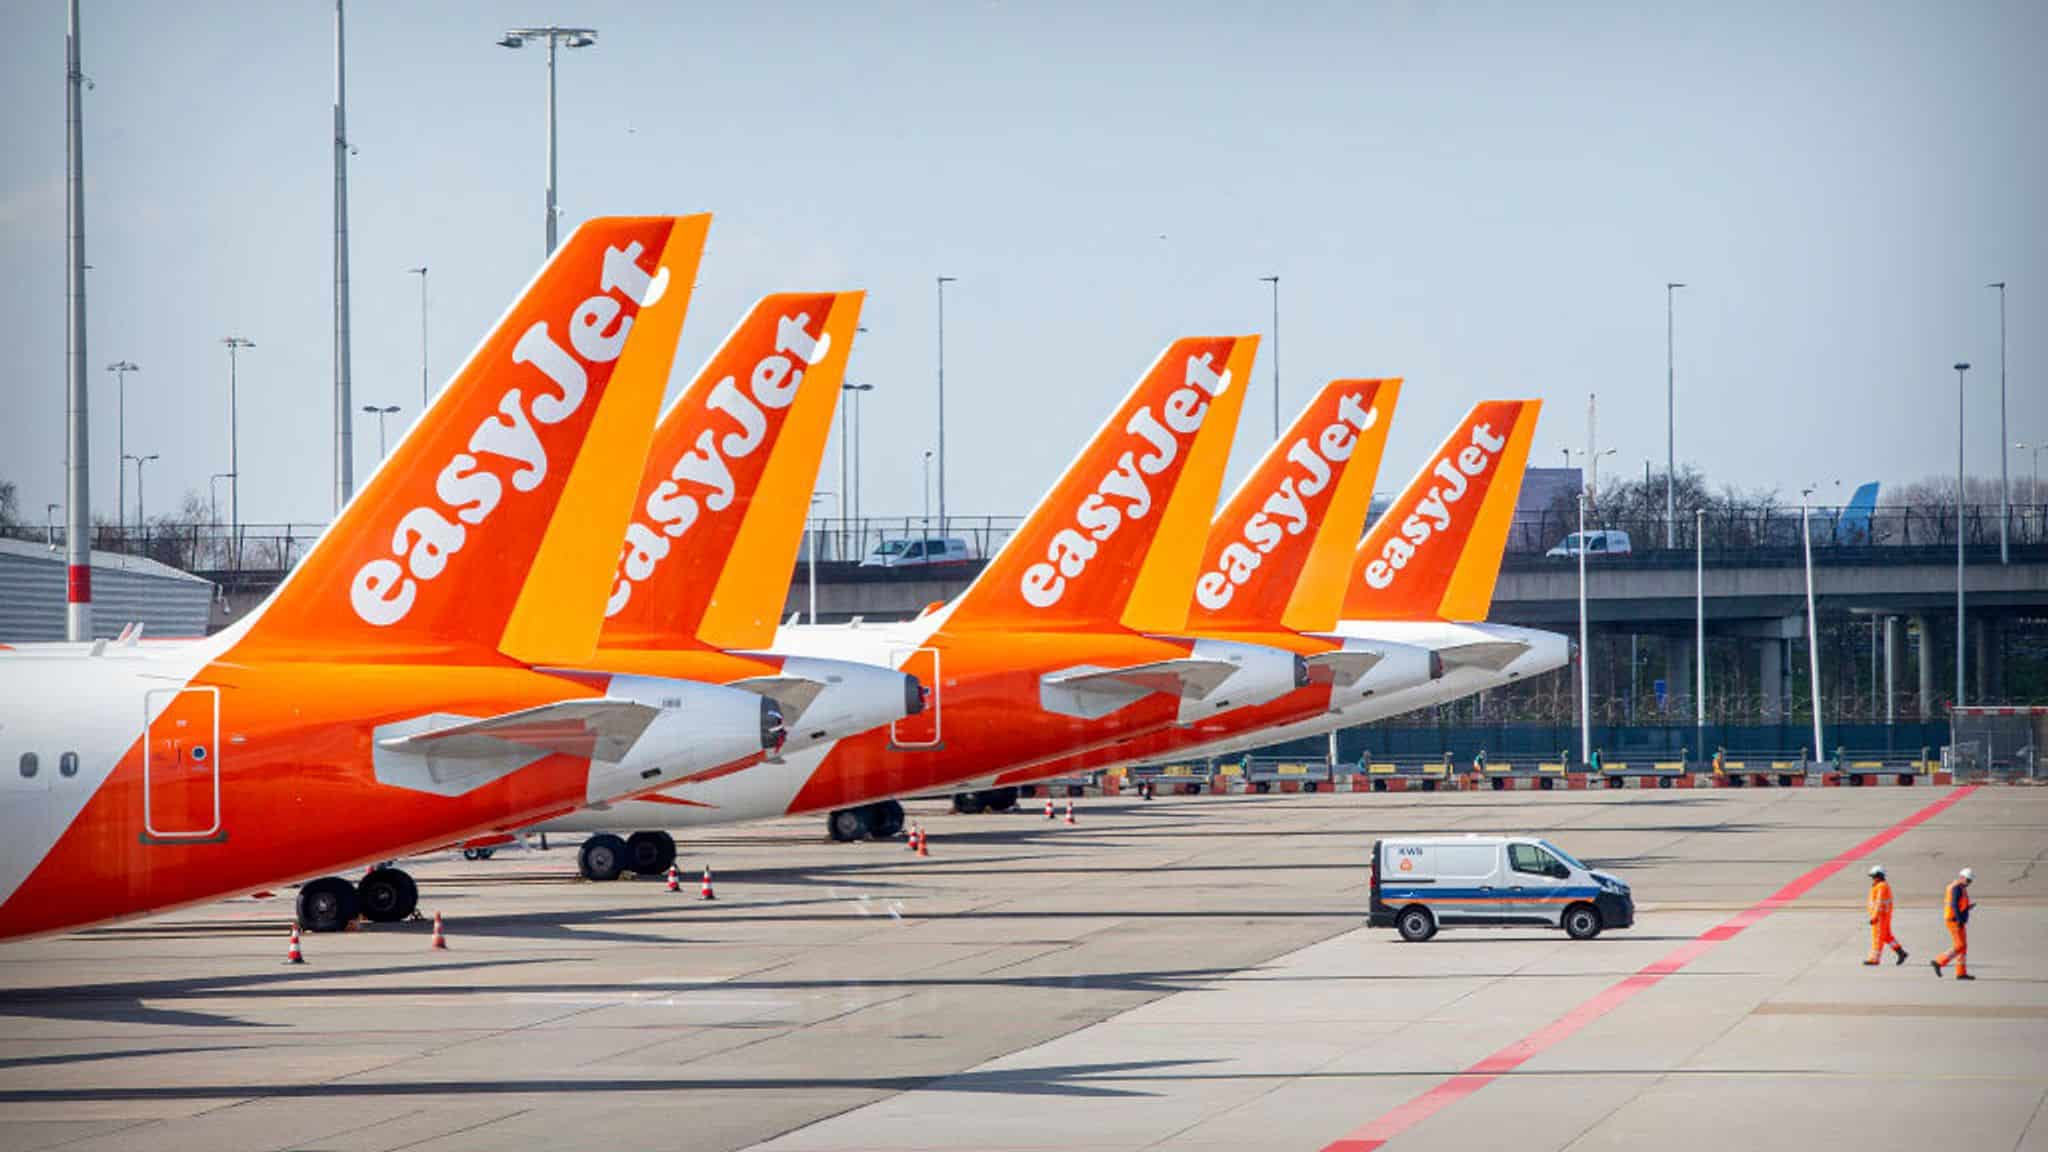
(376, 698), (659, 763)
(1437, 640), (1529, 672)
(724, 675), (828, 726)
(1039, 657), (1240, 720)
(1304, 648), (1385, 687)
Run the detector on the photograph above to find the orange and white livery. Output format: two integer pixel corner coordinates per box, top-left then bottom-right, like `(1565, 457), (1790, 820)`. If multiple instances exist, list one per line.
(0, 216), (813, 937)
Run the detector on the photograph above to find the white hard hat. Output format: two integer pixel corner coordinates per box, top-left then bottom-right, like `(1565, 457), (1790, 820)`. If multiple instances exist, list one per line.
(1960, 867), (1974, 881)
(1868, 864), (1885, 876)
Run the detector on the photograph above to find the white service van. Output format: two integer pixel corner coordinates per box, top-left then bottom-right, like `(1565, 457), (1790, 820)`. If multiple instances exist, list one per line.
(1546, 529), (1632, 558)
(860, 536), (974, 568)
(1368, 835), (1633, 941)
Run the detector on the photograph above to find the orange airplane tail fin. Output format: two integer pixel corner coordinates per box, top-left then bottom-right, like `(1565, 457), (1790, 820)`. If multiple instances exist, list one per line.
(231, 215), (710, 664)
(946, 336), (1258, 634)
(600, 291), (865, 652)
(1339, 399), (1541, 622)
(1190, 377), (1400, 634)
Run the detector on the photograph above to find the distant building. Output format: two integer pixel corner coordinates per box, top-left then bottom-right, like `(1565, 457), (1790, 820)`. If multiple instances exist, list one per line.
(0, 539), (216, 642)
(1513, 467), (1581, 551)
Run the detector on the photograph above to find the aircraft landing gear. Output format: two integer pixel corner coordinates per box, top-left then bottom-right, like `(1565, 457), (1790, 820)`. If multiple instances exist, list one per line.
(357, 866), (419, 923)
(625, 831), (678, 877)
(579, 833), (629, 881)
(298, 876), (360, 933)
(828, 800), (905, 841)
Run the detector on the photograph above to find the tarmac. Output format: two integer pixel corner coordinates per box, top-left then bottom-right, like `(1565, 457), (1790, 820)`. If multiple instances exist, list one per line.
(0, 785), (2041, 1151)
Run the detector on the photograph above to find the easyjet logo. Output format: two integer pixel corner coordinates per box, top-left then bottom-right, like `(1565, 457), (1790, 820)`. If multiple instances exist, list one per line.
(1361, 419), (1509, 591)
(1020, 352), (1233, 609)
(1195, 390), (1378, 612)
(348, 241), (667, 627)
(605, 312), (833, 616)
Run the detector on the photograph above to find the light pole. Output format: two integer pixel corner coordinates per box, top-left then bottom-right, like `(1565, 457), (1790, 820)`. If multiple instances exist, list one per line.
(105, 360), (136, 540)
(125, 452), (159, 533)
(45, 504), (59, 548)
(497, 26), (598, 256)
(333, 0), (354, 515)
(1695, 506), (1706, 746)
(935, 276), (955, 532)
(1799, 486), (1824, 760)
(409, 266), (429, 409)
(2021, 441), (2046, 531)
(1665, 282), (1685, 548)
(922, 449), (934, 540)
(842, 380), (873, 558)
(1954, 361), (1969, 708)
(64, 0), (91, 640)
(1989, 282), (2007, 563)
(361, 404), (400, 460)
(223, 337), (254, 568)
(1577, 490), (1591, 765)
(1261, 275), (1280, 438)
(808, 491), (836, 625)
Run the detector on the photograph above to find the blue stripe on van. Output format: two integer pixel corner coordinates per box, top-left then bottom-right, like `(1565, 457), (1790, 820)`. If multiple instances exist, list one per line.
(1382, 886), (1601, 900)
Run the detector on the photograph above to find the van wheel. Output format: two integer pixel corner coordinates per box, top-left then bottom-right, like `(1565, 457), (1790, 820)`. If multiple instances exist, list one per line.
(1563, 903), (1603, 940)
(1396, 906), (1437, 942)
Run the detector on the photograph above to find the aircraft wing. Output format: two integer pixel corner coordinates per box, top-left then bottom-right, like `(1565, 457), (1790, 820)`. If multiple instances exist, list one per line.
(1305, 648), (1385, 687)
(1040, 658), (1241, 720)
(1436, 641), (1529, 673)
(376, 699), (661, 763)
(724, 675), (828, 726)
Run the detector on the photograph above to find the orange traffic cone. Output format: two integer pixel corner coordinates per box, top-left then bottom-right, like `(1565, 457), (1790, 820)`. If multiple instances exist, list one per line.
(1064, 800), (1077, 825)
(665, 864), (681, 892)
(429, 911), (448, 950)
(700, 867), (716, 900)
(285, 922), (305, 965)
(916, 825), (930, 857)
(906, 823), (919, 851)
(1044, 797), (1055, 820)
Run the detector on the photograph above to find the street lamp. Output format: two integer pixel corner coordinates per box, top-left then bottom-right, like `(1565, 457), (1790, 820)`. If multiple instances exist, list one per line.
(1799, 485), (1824, 761)
(497, 26), (598, 256)
(807, 491), (836, 625)
(1665, 282), (1685, 547)
(1695, 506), (1706, 745)
(360, 404), (400, 459)
(2020, 441), (2046, 520)
(124, 452), (160, 531)
(842, 379), (873, 558)
(1954, 361), (1969, 708)
(208, 472), (233, 529)
(45, 504), (59, 549)
(935, 276), (955, 532)
(408, 266), (429, 409)
(222, 337), (254, 568)
(1577, 490), (1591, 765)
(104, 360), (137, 540)
(1989, 282), (2007, 563)
(1260, 275), (1280, 438)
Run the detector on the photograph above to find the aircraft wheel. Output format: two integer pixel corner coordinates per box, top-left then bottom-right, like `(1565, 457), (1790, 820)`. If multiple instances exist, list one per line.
(951, 792), (987, 815)
(828, 807), (871, 842)
(579, 834), (628, 882)
(983, 787), (1019, 812)
(868, 801), (906, 839)
(626, 831), (677, 877)
(357, 867), (417, 923)
(298, 876), (359, 933)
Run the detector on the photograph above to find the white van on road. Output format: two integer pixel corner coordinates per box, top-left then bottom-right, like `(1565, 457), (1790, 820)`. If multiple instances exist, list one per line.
(1368, 835), (1634, 941)
(1546, 529), (1632, 558)
(860, 536), (974, 568)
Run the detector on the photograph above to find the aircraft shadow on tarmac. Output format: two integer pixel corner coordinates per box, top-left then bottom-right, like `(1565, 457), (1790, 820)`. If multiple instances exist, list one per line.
(0, 963), (1243, 1032)
(0, 1058), (1229, 1104)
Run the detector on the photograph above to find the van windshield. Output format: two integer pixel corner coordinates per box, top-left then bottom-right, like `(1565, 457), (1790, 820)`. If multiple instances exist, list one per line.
(873, 540), (909, 556)
(1539, 840), (1586, 871)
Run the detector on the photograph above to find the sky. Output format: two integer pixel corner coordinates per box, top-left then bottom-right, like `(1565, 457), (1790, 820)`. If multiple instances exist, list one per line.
(2, 0), (2043, 535)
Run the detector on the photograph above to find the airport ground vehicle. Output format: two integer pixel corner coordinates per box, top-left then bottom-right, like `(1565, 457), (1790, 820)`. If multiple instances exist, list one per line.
(1368, 835), (1634, 941)
(860, 537), (974, 568)
(0, 216), (809, 939)
(1547, 529), (1632, 558)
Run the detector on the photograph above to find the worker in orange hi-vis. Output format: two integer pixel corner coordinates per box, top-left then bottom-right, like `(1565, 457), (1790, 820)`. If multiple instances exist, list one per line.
(1931, 867), (1975, 981)
(1863, 865), (1908, 966)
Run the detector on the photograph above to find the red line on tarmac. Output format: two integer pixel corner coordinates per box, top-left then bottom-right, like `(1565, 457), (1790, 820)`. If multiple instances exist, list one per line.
(1320, 785), (1979, 1152)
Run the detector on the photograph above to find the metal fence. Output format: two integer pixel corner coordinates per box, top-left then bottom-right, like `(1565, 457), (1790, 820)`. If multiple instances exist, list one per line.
(6, 503), (2041, 576)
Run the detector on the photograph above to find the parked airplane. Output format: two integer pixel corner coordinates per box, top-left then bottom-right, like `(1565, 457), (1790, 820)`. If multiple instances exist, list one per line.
(0, 216), (814, 938)
(512, 292), (924, 880)
(528, 336), (1313, 843)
